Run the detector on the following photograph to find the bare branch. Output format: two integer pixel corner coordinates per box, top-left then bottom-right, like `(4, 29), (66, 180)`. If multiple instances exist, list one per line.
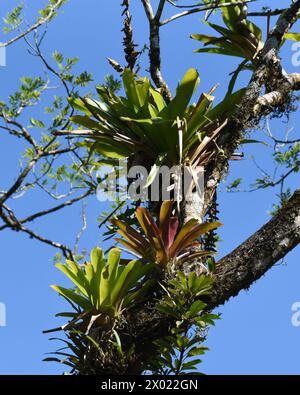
(141, 0), (172, 101)
(0, 204), (73, 259)
(0, 156), (40, 205)
(141, 0), (155, 21)
(209, 189), (300, 308)
(248, 8), (287, 17)
(0, 115), (39, 151)
(160, 0), (255, 26)
(0, 189), (92, 233)
(156, 0), (167, 20)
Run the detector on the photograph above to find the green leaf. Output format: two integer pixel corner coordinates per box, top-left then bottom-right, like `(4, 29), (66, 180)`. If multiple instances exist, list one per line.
(284, 32), (300, 42)
(99, 248), (121, 306)
(207, 88), (246, 121)
(156, 304), (179, 318)
(188, 346), (209, 357)
(54, 263), (88, 297)
(186, 300), (206, 318)
(70, 115), (101, 130)
(144, 152), (168, 188)
(123, 278), (156, 307)
(90, 247), (105, 274)
(221, 2), (242, 31)
(187, 92), (215, 136)
(122, 69), (141, 108)
(149, 87), (166, 112)
(181, 359), (202, 370)
(51, 285), (91, 310)
(194, 47), (245, 58)
(110, 260), (137, 306)
(30, 118), (45, 128)
(161, 68), (200, 119)
(240, 139), (268, 146)
(227, 178), (242, 190)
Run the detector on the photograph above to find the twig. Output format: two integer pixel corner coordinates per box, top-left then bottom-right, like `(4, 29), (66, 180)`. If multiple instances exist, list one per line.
(248, 8), (287, 17)
(74, 202), (88, 254)
(0, 205), (73, 259)
(0, 116), (39, 151)
(0, 189), (92, 232)
(0, 0), (65, 48)
(98, 201), (126, 229)
(160, 0), (255, 25)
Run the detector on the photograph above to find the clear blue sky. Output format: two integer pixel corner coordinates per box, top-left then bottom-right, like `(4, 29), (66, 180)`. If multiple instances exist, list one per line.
(0, 0), (299, 374)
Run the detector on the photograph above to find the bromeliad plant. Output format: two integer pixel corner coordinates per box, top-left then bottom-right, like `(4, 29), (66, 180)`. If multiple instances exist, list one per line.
(191, 2), (264, 65)
(111, 200), (222, 268)
(51, 247), (155, 332)
(57, 67), (244, 185)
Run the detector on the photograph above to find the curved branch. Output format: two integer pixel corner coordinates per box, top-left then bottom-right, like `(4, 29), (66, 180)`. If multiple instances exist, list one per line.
(0, 205), (73, 259)
(209, 189), (300, 308)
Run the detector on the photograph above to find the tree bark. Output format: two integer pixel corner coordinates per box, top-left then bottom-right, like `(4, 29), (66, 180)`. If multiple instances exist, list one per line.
(209, 189), (300, 309)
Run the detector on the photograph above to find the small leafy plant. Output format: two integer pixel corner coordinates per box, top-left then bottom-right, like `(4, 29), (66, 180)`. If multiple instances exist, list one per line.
(150, 271), (219, 375)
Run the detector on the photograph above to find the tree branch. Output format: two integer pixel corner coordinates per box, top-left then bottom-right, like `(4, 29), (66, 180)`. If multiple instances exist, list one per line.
(209, 189), (300, 308)
(141, 0), (155, 21)
(160, 0), (255, 26)
(253, 72), (300, 114)
(203, 1), (300, 215)
(248, 8), (287, 17)
(141, 0), (172, 102)
(0, 189), (92, 232)
(0, 204), (73, 259)
(0, 0), (65, 48)
(156, 0), (167, 20)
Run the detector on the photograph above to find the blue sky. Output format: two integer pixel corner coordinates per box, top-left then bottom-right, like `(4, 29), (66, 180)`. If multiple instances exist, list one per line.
(0, 0), (299, 374)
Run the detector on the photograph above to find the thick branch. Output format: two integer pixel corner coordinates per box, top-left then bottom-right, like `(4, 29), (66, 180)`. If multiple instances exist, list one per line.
(209, 189), (300, 308)
(253, 72), (300, 114)
(156, 0), (166, 20)
(203, 1), (300, 215)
